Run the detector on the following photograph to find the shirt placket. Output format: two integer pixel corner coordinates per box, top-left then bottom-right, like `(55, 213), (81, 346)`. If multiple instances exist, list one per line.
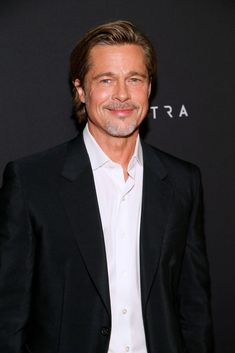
(114, 170), (135, 353)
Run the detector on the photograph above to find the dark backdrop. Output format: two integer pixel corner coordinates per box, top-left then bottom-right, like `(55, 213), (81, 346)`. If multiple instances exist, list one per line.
(0, 1), (234, 352)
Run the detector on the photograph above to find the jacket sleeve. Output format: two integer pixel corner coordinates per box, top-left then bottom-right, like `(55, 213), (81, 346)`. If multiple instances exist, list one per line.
(0, 162), (34, 353)
(177, 165), (214, 353)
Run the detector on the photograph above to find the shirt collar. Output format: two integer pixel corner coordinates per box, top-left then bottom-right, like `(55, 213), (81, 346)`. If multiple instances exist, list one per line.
(83, 123), (143, 171)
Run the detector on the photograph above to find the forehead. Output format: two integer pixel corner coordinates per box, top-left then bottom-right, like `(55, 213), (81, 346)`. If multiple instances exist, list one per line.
(87, 44), (148, 73)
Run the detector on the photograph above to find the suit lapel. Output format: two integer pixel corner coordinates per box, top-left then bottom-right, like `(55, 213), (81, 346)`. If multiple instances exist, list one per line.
(59, 134), (111, 317)
(140, 142), (174, 312)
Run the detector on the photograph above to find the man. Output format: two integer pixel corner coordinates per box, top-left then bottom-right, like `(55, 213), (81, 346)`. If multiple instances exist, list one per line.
(0, 20), (213, 353)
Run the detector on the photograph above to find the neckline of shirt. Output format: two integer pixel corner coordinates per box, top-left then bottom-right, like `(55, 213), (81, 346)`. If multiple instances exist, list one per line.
(83, 123), (143, 174)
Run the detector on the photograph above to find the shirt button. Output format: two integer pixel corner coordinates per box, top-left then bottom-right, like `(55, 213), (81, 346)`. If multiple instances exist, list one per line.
(125, 346), (130, 352)
(101, 327), (110, 336)
(122, 308), (127, 315)
(121, 196), (126, 202)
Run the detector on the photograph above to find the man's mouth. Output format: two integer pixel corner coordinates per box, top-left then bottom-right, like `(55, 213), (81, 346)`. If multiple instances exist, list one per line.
(104, 103), (137, 116)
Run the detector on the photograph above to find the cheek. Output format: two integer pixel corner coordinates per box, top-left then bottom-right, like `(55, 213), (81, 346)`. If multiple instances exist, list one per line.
(130, 86), (150, 101)
(88, 87), (111, 104)
(132, 94), (149, 110)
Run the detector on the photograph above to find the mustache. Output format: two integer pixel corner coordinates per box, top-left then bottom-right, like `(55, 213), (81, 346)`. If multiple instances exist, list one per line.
(104, 102), (138, 110)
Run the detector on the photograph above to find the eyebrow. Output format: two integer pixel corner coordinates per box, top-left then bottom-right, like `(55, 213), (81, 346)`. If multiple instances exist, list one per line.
(93, 72), (116, 80)
(93, 71), (148, 80)
(127, 71), (148, 79)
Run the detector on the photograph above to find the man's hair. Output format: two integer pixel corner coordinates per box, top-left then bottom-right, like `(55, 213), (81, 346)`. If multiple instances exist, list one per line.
(70, 20), (157, 123)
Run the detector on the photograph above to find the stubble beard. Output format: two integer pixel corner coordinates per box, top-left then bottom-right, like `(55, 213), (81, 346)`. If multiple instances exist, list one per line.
(105, 119), (138, 137)
(103, 102), (142, 137)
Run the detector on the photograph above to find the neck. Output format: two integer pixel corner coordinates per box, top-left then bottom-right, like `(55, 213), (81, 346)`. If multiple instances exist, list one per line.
(87, 123), (139, 175)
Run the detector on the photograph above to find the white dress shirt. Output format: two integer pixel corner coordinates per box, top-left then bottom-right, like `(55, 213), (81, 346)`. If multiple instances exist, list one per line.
(83, 125), (148, 353)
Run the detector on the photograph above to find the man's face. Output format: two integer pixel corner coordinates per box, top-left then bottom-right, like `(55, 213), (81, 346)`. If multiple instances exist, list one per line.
(75, 44), (151, 138)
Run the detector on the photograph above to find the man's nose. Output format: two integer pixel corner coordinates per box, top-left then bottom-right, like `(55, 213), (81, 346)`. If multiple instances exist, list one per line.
(112, 81), (130, 101)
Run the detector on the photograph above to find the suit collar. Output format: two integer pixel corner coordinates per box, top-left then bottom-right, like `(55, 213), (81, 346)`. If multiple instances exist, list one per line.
(61, 134), (168, 181)
(141, 140), (168, 180)
(61, 133), (90, 181)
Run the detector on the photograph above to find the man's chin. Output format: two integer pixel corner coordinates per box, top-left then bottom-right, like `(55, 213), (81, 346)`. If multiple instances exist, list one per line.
(106, 122), (138, 137)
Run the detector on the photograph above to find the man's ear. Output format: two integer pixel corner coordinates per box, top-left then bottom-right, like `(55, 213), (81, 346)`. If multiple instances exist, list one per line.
(74, 79), (86, 103)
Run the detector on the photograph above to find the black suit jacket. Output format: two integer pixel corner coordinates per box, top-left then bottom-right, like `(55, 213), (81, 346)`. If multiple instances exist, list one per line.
(0, 133), (213, 353)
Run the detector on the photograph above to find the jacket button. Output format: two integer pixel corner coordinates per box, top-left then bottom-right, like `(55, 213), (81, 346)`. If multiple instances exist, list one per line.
(101, 327), (110, 336)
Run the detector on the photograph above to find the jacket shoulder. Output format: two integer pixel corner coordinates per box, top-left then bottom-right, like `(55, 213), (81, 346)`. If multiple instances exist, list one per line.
(143, 143), (201, 197)
(144, 142), (200, 172)
(2, 135), (79, 186)
(152, 145), (199, 171)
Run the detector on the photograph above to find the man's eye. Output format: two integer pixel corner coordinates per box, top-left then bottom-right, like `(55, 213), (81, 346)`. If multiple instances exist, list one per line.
(129, 77), (142, 84)
(100, 79), (111, 85)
